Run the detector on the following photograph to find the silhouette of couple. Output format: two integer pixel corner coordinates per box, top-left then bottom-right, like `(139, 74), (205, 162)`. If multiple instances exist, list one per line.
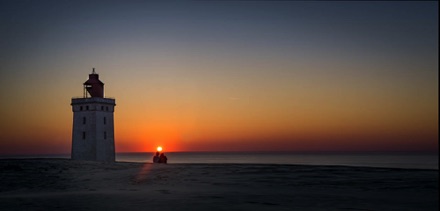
(153, 152), (167, 164)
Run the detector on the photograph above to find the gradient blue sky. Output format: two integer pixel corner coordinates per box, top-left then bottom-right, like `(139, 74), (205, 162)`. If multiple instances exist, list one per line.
(0, 0), (438, 154)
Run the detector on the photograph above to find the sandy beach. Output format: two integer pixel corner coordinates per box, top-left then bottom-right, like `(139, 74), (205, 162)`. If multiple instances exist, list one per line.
(0, 159), (438, 210)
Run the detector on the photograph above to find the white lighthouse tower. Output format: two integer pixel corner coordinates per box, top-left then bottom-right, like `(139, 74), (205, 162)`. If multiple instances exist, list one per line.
(71, 68), (116, 162)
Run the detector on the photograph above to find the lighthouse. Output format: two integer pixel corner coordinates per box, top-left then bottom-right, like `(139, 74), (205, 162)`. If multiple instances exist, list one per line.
(71, 68), (116, 162)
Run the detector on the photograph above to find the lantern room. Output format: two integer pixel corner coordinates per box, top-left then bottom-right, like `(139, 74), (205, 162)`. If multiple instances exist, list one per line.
(83, 68), (104, 98)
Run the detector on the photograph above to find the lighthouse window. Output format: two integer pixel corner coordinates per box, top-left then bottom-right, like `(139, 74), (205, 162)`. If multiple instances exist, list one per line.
(86, 106), (89, 110)
(104, 132), (107, 140)
(82, 132), (86, 140)
(104, 117), (106, 125)
(101, 106), (104, 110)
(106, 106), (109, 111)
(80, 106), (83, 111)
(83, 117), (86, 124)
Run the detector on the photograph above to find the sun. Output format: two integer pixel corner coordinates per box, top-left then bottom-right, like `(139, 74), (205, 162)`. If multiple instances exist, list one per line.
(156, 146), (163, 152)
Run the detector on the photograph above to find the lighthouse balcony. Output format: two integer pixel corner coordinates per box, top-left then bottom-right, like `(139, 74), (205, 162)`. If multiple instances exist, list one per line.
(71, 97), (116, 105)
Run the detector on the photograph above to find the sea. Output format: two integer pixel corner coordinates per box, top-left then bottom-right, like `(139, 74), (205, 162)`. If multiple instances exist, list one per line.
(1, 152), (438, 170)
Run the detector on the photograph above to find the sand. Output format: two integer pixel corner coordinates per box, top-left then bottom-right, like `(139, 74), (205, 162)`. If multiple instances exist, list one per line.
(0, 159), (438, 210)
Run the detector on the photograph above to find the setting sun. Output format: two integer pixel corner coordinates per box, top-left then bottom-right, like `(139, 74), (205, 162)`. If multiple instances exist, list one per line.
(157, 146), (163, 152)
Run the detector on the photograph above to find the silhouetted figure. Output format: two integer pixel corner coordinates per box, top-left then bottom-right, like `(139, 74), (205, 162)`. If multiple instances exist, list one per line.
(153, 152), (160, 163)
(159, 153), (168, 164)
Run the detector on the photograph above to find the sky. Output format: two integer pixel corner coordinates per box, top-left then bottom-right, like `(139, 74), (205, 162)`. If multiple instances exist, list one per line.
(0, 0), (438, 154)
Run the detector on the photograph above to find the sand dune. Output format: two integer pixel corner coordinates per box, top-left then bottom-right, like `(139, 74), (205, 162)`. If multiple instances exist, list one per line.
(0, 159), (438, 210)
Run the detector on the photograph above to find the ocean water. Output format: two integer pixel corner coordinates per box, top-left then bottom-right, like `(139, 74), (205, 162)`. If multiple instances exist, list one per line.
(118, 152), (438, 170)
(1, 152), (437, 170)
